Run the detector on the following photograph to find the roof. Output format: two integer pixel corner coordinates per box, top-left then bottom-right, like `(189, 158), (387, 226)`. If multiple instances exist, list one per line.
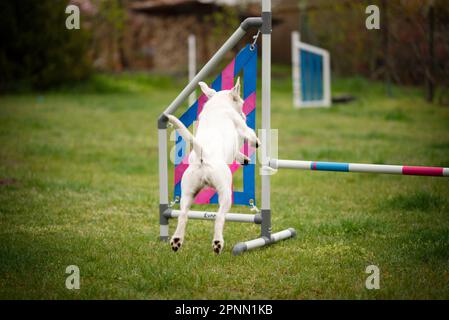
(131, 0), (215, 13)
(130, 0), (261, 15)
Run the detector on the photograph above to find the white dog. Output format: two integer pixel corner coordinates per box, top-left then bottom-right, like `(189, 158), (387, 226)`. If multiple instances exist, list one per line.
(165, 78), (260, 254)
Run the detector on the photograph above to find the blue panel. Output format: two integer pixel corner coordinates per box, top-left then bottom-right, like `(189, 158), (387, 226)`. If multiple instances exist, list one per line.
(243, 163), (255, 201)
(312, 162), (349, 172)
(313, 53), (320, 100)
(310, 52), (315, 100)
(174, 182), (181, 198)
(300, 50), (307, 101)
(303, 51), (312, 101)
(241, 44), (257, 206)
(309, 52), (313, 100)
(233, 191), (252, 206)
(234, 44), (254, 76)
(307, 52), (313, 101)
(212, 75), (222, 92)
(242, 48), (257, 99)
(179, 101), (198, 127)
(209, 193), (219, 204)
(246, 109), (256, 132)
(300, 50), (326, 103)
(317, 54), (323, 100)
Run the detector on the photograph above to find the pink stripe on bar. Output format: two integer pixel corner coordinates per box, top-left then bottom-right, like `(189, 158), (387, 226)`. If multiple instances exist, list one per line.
(243, 92), (256, 115)
(221, 59), (235, 90)
(402, 166), (444, 177)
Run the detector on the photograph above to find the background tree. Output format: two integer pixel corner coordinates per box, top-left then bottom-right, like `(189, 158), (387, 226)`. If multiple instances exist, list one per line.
(0, 0), (91, 91)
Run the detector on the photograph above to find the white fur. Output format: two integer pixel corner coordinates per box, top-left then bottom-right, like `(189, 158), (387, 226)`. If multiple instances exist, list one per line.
(165, 78), (260, 254)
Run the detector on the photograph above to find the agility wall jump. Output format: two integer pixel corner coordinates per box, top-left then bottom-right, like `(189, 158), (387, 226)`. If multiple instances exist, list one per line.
(158, 0), (296, 255)
(157, 0), (448, 256)
(292, 31), (331, 108)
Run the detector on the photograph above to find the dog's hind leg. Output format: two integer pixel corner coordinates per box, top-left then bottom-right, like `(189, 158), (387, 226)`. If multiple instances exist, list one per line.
(212, 170), (232, 254)
(170, 192), (194, 252)
(170, 169), (198, 252)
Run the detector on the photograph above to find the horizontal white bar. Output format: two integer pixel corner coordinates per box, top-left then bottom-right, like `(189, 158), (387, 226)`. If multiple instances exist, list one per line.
(167, 210), (258, 223)
(245, 237), (268, 250)
(270, 159), (311, 170)
(349, 163), (402, 174)
(296, 41), (329, 57)
(444, 168), (449, 177)
(271, 228), (296, 242)
(160, 224), (169, 237)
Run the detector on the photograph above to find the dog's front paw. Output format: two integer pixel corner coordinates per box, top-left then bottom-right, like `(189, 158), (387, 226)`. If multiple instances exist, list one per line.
(248, 133), (261, 149)
(236, 152), (250, 166)
(212, 239), (224, 254)
(170, 236), (183, 252)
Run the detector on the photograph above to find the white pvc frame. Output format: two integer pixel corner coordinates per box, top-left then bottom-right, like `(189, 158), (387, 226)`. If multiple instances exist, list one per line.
(292, 31), (331, 108)
(188, 34), (196, 107)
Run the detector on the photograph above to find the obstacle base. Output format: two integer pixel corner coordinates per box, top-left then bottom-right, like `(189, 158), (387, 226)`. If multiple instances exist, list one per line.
(232, 228), (297, 256)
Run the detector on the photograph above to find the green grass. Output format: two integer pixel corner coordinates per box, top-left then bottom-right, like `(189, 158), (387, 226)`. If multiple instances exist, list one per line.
(1, 69), (449, 299)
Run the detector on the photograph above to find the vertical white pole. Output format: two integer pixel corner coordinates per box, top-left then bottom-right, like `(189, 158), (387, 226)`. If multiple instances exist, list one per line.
(188, 34), (197, 107)
(261, 0), (271, 238)
(158, 128), (169, 240)
(291, 31), (301, 108)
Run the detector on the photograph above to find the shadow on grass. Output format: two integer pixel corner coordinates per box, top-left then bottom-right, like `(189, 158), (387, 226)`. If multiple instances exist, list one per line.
(382, 191), (447, 212)
(314, 217), (388, 238)
(400, 229), (449, 263)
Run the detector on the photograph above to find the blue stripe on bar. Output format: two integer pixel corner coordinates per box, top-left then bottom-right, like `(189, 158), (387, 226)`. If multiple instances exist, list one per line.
(311, 162), (350, 172)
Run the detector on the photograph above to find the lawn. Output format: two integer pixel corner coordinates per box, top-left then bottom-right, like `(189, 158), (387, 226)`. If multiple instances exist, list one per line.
(1, 69), (448, 299)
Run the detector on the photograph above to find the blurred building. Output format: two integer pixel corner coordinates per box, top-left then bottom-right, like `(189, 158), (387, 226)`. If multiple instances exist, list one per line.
(128, 0), (261, 73)
(74, 0), (301, 73)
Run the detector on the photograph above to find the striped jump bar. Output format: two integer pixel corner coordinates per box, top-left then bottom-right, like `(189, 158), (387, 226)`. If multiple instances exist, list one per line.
(271, 159), (449, 177)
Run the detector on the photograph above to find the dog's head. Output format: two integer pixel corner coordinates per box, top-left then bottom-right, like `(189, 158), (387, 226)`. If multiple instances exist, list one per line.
(199, 78), (246, 120)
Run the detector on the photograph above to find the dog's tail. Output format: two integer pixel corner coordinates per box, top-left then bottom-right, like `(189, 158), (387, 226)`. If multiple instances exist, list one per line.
(165, 114), (203, 160)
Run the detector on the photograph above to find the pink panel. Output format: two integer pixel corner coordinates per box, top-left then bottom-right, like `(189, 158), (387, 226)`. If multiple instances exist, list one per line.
(221, 59), (235, 90)
(243, 92), (256, 115)
(197, 94), (208, 116)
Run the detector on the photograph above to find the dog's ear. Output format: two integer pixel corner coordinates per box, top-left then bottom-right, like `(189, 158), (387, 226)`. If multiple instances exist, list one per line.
(232, 77), (241, 98)
(199, 82), (216, 99)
